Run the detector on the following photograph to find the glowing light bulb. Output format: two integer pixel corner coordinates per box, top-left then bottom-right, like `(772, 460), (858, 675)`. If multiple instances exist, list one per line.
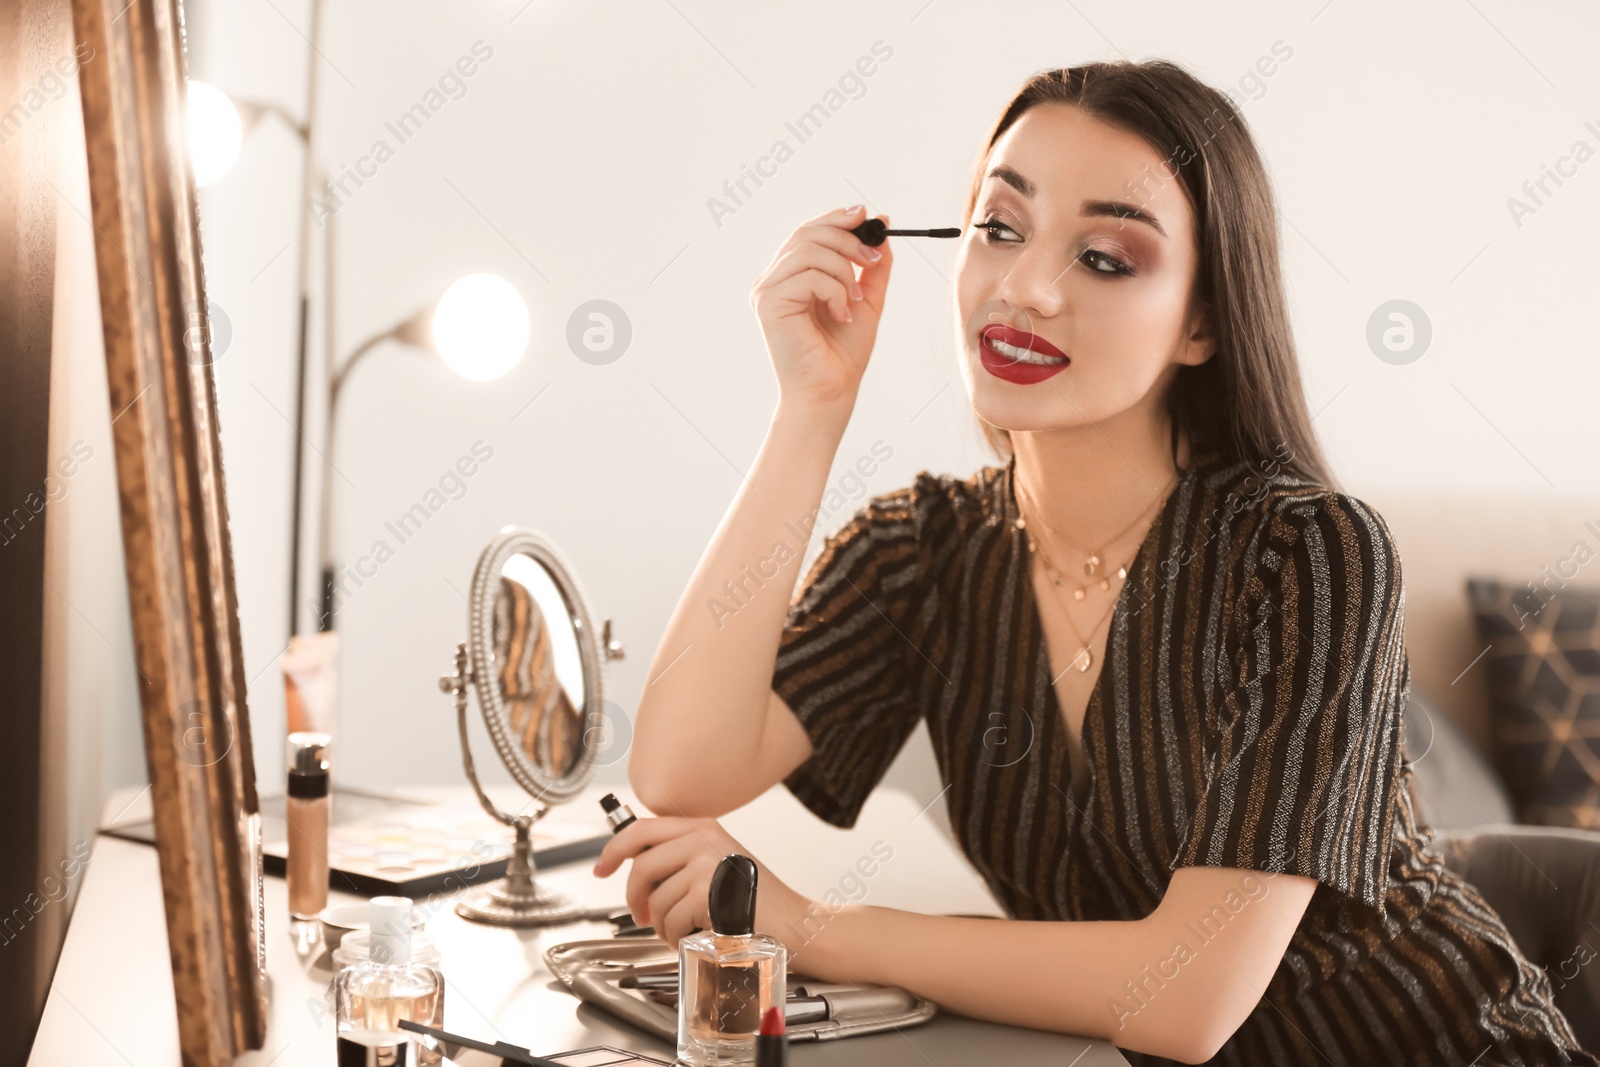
(431, 274), (529, 382)
(186, 80), (243, 187)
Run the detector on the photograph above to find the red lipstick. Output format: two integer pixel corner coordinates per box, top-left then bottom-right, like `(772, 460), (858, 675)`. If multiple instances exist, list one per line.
(756, 1004), (788, 1067)
(978, 323), (1070, 385)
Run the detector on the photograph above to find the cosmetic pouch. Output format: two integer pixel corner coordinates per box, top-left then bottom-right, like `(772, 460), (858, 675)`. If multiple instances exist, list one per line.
(544, 937), (938, 1042)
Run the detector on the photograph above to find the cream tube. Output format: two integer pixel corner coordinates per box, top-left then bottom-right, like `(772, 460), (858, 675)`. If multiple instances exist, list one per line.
(283, 631), (339, 737)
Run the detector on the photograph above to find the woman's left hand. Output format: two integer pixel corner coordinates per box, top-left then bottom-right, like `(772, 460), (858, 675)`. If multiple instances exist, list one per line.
(591, 814), (816, 952)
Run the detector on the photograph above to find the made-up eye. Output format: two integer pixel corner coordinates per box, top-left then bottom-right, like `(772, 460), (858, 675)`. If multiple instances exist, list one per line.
(975, 217), (1022, 244)
(1082, 248), (1134, 276)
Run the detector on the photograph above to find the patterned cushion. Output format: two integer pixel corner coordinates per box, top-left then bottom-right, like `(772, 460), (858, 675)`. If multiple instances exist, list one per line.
(1467, 577), (1600, 828)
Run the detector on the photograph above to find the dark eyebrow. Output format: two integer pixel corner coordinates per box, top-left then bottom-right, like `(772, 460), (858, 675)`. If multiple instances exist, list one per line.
(987, 164), (1036, 199)
(1082, 199), (1168, 238)
(984, 165), (1169, 239)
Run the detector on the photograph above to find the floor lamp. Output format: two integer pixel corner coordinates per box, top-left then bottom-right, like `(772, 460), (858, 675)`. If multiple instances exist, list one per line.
(317, 273), (530, 630)
(183, 0), (326, 643)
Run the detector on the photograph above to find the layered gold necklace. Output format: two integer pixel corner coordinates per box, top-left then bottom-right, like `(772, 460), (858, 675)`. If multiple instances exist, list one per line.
(1013, 463), (1177, 673)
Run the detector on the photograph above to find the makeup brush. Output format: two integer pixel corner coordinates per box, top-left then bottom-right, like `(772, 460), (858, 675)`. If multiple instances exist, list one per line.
(850, 217), (961, 246)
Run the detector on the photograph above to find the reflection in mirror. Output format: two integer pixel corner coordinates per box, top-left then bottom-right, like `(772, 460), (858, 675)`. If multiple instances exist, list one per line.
(493, 555), (586, 778)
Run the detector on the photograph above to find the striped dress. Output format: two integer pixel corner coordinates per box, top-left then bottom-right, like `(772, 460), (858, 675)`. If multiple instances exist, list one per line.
(770, 444), (1595, 1066)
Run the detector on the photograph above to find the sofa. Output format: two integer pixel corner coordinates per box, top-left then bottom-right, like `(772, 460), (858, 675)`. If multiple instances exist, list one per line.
(1370, 486), (1600, 1049)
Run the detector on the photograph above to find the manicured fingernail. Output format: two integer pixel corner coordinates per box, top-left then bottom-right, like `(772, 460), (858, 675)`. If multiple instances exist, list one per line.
(844, 203), (862, 215)
(861, 245), (881, 262)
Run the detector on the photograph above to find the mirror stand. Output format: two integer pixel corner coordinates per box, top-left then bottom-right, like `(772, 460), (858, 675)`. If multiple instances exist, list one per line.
(439, 643), (585, 926)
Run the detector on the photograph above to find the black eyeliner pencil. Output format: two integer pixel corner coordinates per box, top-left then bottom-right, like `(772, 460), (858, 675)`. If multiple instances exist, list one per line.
(850, 217), (961, 246)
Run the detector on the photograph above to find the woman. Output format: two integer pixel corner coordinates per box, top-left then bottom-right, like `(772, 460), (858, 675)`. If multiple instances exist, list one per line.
(597, 60), (1595, 1065)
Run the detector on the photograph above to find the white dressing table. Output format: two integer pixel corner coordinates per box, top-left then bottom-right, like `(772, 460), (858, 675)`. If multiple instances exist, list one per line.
(31, 782), (1129, 1066)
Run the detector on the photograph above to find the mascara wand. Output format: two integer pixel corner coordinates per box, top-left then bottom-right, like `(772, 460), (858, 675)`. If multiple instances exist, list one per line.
(851, 216), (961, 246)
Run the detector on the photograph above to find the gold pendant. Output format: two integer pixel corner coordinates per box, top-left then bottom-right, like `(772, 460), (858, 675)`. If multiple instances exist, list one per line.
(1073, 586), (1086, 601)
(1073, 647), (1093, 672)
(1084, 554), (1100, 577)
(1099, 577), (1111, 591)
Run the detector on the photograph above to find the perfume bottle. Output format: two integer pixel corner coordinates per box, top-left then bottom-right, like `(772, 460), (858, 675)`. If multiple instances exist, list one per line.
(677, 854), (788, 1067)
(286, 731), (331, 920)
(332, 925), (444, 1025)
(336, 897), (442, 1058)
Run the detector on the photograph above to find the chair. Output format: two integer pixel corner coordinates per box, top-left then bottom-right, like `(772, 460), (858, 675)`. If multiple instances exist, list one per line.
(1406, 693), (1600, 1050)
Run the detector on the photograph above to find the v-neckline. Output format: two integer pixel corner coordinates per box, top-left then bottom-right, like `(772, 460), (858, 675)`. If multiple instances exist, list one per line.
(1006, 456), (1198, 794)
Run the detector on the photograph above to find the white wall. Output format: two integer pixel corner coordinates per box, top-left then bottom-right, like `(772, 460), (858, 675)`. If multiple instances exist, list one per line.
(178, 0), (1600, 829)
(42, 38), (147, 855)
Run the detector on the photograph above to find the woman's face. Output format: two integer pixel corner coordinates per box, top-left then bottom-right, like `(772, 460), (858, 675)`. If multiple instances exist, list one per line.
(954, 103), (1214, 436)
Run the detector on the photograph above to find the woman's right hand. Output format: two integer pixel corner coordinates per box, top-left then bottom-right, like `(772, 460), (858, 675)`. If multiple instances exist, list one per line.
(749, 204), (894, 413)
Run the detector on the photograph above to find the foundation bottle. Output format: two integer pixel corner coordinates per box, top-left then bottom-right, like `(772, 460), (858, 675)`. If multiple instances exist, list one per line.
(676, 854), (788, 1067)
(287, 731), (331, 921)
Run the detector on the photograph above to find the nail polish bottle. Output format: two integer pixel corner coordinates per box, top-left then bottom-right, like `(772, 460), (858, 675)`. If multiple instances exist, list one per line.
(286, 731), (331, 920)
(676, 854), (788, 1067)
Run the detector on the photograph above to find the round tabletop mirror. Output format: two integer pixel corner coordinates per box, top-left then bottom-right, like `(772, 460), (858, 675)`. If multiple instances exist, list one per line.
(439, 526), (623, 926)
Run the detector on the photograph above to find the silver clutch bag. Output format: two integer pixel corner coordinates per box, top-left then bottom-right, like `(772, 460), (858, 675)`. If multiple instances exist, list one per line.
(544, 936), (939, 1042)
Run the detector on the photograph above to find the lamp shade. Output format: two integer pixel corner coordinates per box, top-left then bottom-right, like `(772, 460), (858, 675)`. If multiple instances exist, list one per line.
(185, 80), (243, 187)
(431, 273), (529, 382)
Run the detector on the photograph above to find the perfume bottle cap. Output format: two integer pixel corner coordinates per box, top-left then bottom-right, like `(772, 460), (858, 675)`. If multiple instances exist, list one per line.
(369, 895), (413, 965)
(708, 853), (758, 936)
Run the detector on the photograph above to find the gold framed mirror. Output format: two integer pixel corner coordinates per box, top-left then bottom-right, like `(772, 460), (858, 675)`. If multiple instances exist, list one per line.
(69, 0), (268, 1059)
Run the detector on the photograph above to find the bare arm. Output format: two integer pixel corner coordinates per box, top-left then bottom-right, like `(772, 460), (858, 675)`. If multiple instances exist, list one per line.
(630, 204), (896, 817)
(795, 866), (1320, 1064)
(594, 812), (1321, 1064)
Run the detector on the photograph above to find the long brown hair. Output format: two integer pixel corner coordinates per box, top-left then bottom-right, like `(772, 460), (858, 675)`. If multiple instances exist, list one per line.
(964, 60), (1337, 491)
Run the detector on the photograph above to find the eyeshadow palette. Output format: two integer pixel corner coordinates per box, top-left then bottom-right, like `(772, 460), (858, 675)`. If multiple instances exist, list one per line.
(105, 788), (611, 895)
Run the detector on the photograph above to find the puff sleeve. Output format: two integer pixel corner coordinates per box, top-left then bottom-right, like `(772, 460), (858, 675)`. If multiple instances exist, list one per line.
(771, 479), (934, 829)
(1170, 492), (1410, 916)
